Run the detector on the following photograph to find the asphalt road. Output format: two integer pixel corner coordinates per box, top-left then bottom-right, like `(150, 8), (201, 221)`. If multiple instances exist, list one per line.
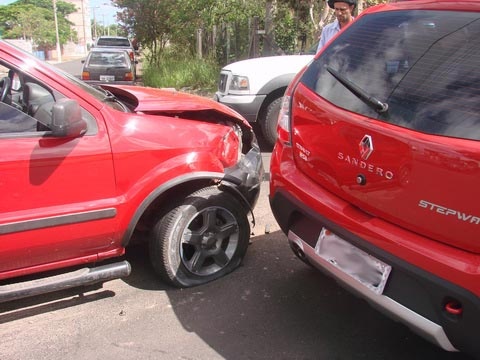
(0, 61), (474, 360)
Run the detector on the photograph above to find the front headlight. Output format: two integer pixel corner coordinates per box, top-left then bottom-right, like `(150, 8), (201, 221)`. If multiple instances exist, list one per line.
(230, 75), (250, 91)
(219, 124), (243, 167)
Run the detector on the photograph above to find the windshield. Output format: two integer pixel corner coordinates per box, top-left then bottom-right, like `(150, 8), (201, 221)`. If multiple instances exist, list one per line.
(5, 42), (130, 111)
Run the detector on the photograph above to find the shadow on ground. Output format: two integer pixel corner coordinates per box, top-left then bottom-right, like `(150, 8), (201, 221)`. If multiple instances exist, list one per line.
(124, 233), (472, 360)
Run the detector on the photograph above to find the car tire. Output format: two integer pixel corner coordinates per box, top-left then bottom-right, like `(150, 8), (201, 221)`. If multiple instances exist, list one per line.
(260, 96), (283, 147)
(149, 186), (250, 288)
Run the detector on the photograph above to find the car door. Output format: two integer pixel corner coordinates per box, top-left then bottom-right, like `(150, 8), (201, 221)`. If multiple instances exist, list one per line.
(0, 82), (118, 278)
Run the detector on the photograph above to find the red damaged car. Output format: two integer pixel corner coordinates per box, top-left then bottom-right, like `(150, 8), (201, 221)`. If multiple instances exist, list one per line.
(270, 0), (479, 358)
(0, 40), (263, 301)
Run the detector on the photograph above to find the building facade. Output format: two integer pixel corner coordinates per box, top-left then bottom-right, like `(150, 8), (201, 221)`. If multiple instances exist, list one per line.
(66, 0), (93, 56)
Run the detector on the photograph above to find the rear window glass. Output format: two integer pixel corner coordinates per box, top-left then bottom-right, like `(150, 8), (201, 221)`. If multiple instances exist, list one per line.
(96, 38), (131, 47)
(302, 10), (480, 141)
(87, 52), (129, 67)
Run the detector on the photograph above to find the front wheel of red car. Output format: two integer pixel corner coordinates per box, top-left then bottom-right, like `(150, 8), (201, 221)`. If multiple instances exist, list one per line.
(149, 186), (250, 288)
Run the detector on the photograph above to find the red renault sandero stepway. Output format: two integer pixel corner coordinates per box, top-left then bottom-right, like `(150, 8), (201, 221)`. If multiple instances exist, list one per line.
(269, 0), (480, 358)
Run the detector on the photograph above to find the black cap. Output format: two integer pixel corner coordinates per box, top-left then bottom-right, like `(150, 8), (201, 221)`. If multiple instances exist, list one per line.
(327, 0), (357, 9)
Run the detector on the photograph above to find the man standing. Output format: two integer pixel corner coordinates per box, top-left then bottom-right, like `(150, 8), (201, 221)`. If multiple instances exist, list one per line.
(317, 0), (357, 52)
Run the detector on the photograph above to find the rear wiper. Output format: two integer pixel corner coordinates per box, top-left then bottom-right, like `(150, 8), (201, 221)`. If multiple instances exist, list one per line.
(326, 66), (388, 113)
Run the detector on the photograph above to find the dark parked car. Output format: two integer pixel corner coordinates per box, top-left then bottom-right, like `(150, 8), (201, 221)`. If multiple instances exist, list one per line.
(270, 0), (480, 358)
(0, 39), (263, 302)
(81, 48), (136, 85)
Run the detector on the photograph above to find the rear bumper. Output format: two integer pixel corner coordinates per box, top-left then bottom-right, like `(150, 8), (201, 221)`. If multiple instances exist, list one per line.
(84, 80), (136, 86)
(269, 148), (480, 358)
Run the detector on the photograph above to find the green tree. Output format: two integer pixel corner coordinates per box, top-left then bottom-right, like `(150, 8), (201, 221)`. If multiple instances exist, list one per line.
(111, 0), (388, 66)
(0, 0), (77, 50)
(113, 0), (263, 64)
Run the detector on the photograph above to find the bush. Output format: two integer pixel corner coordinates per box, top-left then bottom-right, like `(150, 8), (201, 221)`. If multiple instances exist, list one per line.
(142, 52), (219, 94)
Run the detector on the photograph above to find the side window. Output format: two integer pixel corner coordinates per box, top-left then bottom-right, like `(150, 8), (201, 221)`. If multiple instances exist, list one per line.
(302, 10), (480, 141)
(0, 63), (55, 135)
(0, 80), (56, 135)
(0, 101), (37, 134)
(0, 63), (98, 137)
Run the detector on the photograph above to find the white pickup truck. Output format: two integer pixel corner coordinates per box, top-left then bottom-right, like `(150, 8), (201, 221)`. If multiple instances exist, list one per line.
(214, 54), (314, 146)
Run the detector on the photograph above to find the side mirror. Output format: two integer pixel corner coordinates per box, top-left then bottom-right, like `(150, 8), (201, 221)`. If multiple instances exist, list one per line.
(50, 98), (87, 138)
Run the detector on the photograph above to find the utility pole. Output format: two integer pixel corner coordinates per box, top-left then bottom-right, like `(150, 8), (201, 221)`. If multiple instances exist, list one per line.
(53, 0), (62, 62)
(81, 0), (87, 54)
(91, 6), (99, 40)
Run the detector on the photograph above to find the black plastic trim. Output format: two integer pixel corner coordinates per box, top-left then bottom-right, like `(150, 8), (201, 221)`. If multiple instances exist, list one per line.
(270, 189), (480, 358)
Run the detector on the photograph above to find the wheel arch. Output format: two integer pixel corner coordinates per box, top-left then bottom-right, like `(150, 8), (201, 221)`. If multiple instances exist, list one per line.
(256, 78), (293, 124)
(121, 172), (222, 247)
(256, 73), (294, 119)
(121, 171), (255, 247)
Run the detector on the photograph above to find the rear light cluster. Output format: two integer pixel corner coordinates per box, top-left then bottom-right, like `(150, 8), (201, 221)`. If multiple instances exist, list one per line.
(277, 95), (292, 144)
(276, 65), (306, 145)
(81, 72), (134, 81)
(124, 72), (134, 81)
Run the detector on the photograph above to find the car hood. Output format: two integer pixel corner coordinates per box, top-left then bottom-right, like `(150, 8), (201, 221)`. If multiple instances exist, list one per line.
(221, 55), (314, 93)
(103, 85), (251, 127)
(222, 55), (314, 74)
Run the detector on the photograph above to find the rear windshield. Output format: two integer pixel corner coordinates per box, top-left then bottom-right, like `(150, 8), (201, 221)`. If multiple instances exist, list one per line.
(302, 10), (480, 141)
(96, 38), (131, 47)
(87, 51), (129, 67)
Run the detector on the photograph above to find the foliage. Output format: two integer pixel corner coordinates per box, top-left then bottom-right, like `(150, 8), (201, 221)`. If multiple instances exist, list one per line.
(273, 3), (298, 54)
(127, 0), (389, 91)
(142, 50), (219, 93)
(113, 0), (264, 64)
(0, 0), (77, 50)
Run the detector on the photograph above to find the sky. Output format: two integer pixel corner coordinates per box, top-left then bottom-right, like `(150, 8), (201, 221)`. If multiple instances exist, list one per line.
(89, 0), (118, 26)
(0, 0), (118, 26)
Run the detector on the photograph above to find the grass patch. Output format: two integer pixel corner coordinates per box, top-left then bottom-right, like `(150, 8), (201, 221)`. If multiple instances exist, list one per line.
(142, 52), (219, 94)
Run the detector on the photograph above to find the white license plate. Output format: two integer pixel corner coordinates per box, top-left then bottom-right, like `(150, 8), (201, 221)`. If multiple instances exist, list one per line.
(100, 75), (115, 82)
(315, 228), (391, 295)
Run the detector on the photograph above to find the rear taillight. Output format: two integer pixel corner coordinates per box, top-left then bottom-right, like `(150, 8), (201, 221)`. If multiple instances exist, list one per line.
(81, 71), (90, 80)
(129, 51), (134, 61)
(277, 95), (292, 144)
(124, 72), (134, 81)
(276, 64), (306, 145)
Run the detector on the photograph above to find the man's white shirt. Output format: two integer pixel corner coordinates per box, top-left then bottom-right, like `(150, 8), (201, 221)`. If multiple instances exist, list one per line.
(316, 18), (353, 52)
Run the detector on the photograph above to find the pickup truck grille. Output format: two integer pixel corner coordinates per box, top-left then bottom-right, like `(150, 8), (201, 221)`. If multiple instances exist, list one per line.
(218, 72), (229, 93)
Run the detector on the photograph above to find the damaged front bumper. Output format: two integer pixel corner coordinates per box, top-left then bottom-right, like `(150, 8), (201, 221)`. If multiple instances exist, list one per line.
(222, 140), (264, 213)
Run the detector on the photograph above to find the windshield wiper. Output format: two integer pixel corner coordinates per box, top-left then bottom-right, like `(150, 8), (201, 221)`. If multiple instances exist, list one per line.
(326, 66), (388, 113)
(103, 89), (117, 102)
(94, 87), (117, 102)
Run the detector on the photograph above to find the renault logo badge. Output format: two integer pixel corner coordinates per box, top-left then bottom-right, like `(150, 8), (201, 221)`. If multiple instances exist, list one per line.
(359, 135), (373, 160)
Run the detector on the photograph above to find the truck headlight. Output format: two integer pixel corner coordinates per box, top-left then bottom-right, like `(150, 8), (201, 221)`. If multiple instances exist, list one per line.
(230, 75), (249, 91)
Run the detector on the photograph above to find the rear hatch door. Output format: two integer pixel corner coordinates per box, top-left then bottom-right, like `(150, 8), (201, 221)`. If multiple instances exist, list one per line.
(290, 8), (480, 253)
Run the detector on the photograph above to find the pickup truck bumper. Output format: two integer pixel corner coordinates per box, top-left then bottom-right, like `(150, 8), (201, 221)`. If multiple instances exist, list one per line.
(214, 92), (265, 123)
